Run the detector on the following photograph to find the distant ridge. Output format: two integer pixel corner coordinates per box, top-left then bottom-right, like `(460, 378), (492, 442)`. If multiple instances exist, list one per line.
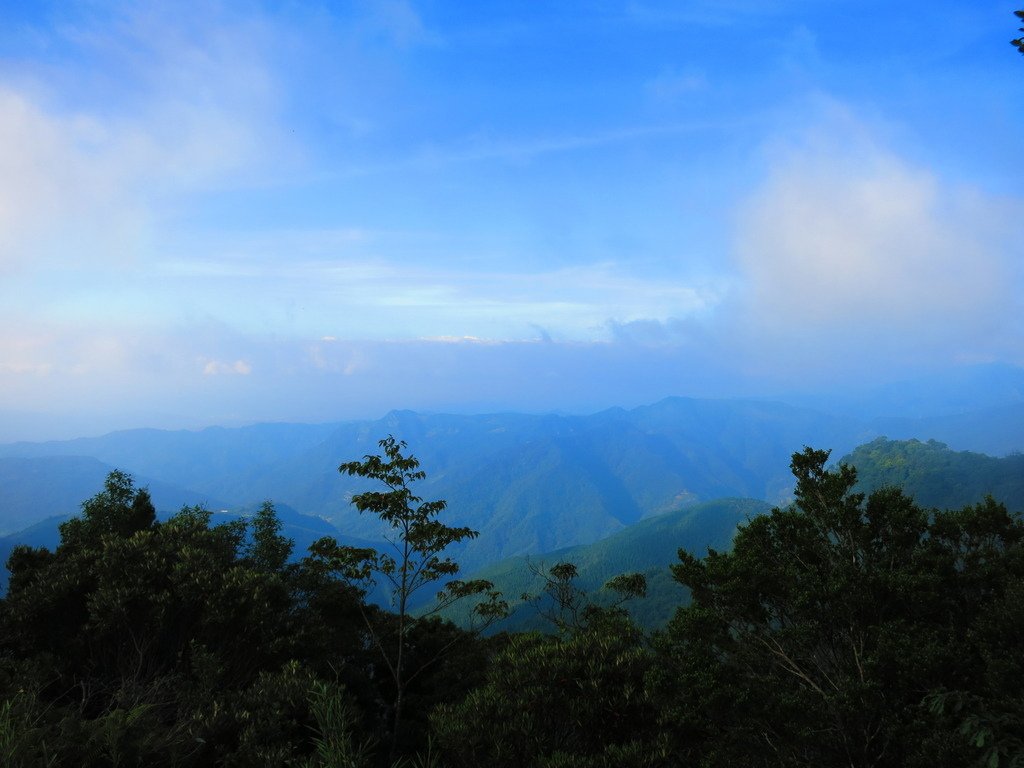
(0, 422), (340, 495)
(0, 455), (228, 535)
(1, 395), (1022, 574)
(209, 398), (868, 571)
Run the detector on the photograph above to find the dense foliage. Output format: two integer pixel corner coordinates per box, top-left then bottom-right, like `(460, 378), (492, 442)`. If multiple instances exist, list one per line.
(653, 448), (1024, 766)
(0, 467), (484, 766)
(844, 437), (1024, 512)
(1, 443), (1022, 766)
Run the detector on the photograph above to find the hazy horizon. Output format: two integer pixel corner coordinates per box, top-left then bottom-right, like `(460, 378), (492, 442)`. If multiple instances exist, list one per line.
(2, 2), (1022, 442)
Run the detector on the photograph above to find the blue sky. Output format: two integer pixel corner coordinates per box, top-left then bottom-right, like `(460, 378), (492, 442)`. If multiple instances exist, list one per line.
(1, 1), (1022, 439)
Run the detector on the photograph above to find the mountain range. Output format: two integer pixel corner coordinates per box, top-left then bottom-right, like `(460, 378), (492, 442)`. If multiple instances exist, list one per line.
(1, 389), (1022, 579)
(445, 437), (1024, 630)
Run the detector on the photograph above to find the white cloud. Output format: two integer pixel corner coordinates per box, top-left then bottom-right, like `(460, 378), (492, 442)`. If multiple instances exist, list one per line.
(202, 359), (252, 376)
(0, 1), (285, 272)
(307, 341), (366, 376)
(731, 107), (1021, 367)
(0, 87), (141, 271)
(0, 329), (57, 376)
(607, 317), (709, 347)
(0, 322), (732, 440)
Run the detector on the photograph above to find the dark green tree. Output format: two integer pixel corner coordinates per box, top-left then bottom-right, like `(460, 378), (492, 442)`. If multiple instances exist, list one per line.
(652, 448), (1024, 767)
(433, 561), (659, 768)
(521, 560), (648, 635)
(0, 473), (374, 766)
(1013, 10), (1024, 54)
(309, 436), (506, 759)
(245, 500), (294, 572)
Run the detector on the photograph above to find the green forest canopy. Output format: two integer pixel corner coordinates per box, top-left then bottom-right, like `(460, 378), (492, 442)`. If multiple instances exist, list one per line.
(1, 444), (1022, 767)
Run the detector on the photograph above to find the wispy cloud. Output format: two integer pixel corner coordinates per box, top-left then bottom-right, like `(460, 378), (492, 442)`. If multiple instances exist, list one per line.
(148, 253), (724, 342)
(0, 1), (287, 272)
(0, 321), (737, 440)
(318, 117), (748, 179)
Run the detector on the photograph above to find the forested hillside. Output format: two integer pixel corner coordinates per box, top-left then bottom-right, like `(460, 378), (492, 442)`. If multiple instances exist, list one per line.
(2, 443), (1021, 766)
(447, 497), (770, 631)
(445, 438), (1024, 634)
(844, 438), (1024, 511)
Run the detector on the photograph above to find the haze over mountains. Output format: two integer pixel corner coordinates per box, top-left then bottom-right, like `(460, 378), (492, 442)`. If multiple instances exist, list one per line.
(2, 366), (1022, 579)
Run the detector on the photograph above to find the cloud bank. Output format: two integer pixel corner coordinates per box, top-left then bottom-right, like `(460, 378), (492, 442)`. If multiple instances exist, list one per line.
(1, 3), (1021, 440)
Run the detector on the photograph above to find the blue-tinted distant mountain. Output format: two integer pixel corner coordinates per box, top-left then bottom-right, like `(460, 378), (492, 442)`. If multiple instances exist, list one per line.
(0, 422), (340, 496)
(0, 456), (228, 535)
(0, 514), (67, 555)
(3, 395), (1021, 574)
(790, 363), (1024, 421)
(195, 399), (869, 572)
